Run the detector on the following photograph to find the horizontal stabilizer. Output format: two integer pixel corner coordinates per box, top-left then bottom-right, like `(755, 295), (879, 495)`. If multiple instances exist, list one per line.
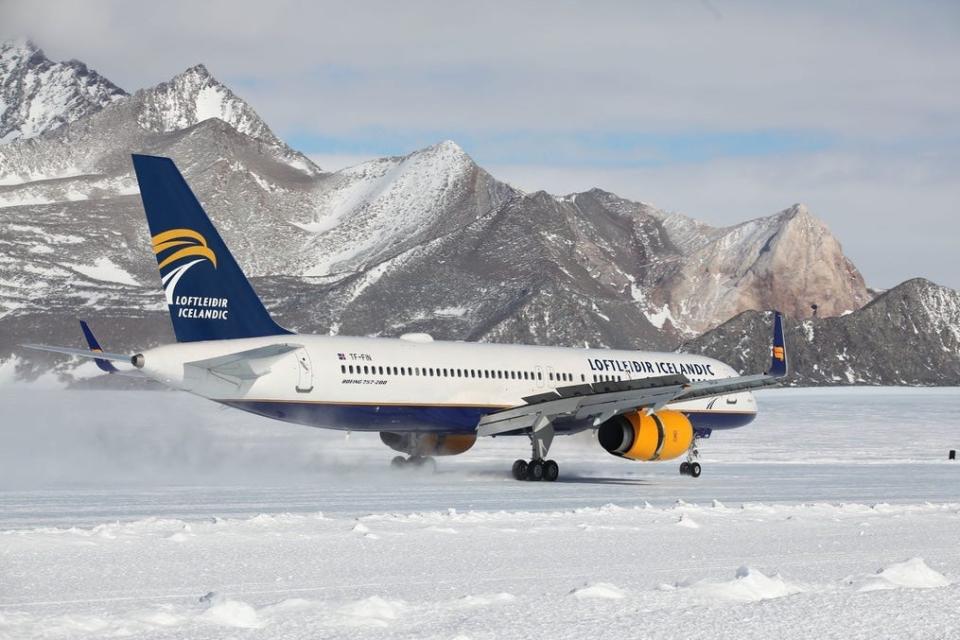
(22, 344), (133, 363)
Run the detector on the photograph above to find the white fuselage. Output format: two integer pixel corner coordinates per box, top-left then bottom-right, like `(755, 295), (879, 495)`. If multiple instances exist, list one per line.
(138, 333), (757, 434)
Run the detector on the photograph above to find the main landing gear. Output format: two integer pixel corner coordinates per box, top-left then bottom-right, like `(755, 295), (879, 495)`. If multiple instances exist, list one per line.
(390, 455), (437, 472)
(512, 415), (559, 481)
(512, 458), (559, 481)
(679, 438), (702, 478)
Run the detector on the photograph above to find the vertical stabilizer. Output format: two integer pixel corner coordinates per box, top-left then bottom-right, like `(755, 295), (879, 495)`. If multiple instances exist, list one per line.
(768, 311), (788, 377)
(131, 154), (291, 342)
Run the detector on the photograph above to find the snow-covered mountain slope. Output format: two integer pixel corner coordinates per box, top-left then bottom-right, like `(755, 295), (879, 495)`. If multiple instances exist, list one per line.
(684, 278), (960, 386)
(296, 140), (517, 275)
(0, 39), (126, 144)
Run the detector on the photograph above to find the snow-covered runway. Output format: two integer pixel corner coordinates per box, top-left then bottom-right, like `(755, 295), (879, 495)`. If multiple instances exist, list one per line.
(1, 388), (959, 639)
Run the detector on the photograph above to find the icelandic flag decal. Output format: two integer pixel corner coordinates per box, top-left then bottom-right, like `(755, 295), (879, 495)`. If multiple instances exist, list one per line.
(337, 353), (346, 360)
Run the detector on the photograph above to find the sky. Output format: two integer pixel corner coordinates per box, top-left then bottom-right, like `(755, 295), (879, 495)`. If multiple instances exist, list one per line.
(3, 0), (959, 289)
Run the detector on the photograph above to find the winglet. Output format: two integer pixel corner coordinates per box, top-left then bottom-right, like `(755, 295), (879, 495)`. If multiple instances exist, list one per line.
(767, 311), (788, 378)
(79, 320), (118, 373)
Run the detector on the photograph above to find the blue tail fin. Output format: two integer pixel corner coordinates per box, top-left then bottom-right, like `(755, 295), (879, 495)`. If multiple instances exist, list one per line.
(79, 320), (118, 373)
(767, 311), (788, 377)
(131, 154), (291, 343)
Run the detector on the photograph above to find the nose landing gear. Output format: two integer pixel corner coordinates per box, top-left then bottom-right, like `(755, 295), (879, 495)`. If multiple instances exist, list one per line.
(679, 461), (701, 477)
(679, 437), (702, 478)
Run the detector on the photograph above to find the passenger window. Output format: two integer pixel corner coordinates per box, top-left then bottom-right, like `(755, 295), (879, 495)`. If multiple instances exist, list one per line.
(341, 365), (346, 374)
(548, 372), (554, 381)
(537, 372), (542, 380)
(363, 366), (369, 374)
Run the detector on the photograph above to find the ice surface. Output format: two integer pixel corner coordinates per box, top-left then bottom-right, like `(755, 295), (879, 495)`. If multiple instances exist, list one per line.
(0, 387), (959, 639)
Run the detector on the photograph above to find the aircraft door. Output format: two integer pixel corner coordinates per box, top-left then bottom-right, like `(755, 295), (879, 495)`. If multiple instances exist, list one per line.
(295, 347), (313, 393)
(546, 366), (555, 387)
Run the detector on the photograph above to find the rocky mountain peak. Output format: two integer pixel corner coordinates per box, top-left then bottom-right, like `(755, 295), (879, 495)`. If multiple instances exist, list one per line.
(132, 63), (281, 147)
(402, 139), (478, 174)
(0, 38), (127, 143)
(686, 278), (960, 385)
(0, 37), (41, 64)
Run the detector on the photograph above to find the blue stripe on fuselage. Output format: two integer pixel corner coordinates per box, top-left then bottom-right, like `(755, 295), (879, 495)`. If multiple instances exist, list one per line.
(218, 400), (756, 434)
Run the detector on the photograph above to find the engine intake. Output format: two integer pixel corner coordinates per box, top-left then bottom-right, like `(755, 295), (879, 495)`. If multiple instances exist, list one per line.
(598, 410), (693, 462)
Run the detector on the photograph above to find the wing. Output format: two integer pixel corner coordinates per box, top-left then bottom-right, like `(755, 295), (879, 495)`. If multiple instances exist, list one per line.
(184, 343), (301, 384)
(478, 311), (788, 437)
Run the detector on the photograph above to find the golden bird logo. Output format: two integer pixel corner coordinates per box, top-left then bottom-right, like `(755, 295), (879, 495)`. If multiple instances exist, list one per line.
(151, 228), (217, 304)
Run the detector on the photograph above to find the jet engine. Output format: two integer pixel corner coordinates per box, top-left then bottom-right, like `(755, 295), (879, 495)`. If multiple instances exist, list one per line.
(380, 432), (477, 457)
(597, 410), (693, 461)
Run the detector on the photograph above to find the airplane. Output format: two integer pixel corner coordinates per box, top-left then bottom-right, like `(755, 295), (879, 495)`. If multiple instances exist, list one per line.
(25, 154), (789, 482)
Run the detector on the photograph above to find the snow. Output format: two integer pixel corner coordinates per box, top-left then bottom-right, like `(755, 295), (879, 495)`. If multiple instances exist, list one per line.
(666, 566), (804, 602)
(0, 39), (126, 143)
(300, 141), (477, 276)
(67, 257), (139, 285)
(857, 558), (952, 592)
(569, 583), (627, 600)
(0, 387), (959, 639)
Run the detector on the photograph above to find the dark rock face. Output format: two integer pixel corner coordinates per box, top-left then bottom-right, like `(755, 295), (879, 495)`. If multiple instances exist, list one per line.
(682, 279), (960, 386)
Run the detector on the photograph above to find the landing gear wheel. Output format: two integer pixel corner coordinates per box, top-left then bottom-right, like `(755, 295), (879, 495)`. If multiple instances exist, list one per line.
(512, 459), (528, 480)
(526, 459), (544, 481)
(689, 462), (702, 478)
(679, 462), (690, 475)
(391, 456), (406, 469)
(543, 460), (559, 482)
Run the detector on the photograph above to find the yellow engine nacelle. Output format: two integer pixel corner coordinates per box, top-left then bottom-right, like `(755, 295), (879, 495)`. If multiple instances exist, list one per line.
(380, 432), (477, 457)
(597, 410), (693, 461)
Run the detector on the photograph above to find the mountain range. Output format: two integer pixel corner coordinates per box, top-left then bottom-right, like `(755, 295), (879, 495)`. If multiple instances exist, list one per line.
(0, 39), (956, 386)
